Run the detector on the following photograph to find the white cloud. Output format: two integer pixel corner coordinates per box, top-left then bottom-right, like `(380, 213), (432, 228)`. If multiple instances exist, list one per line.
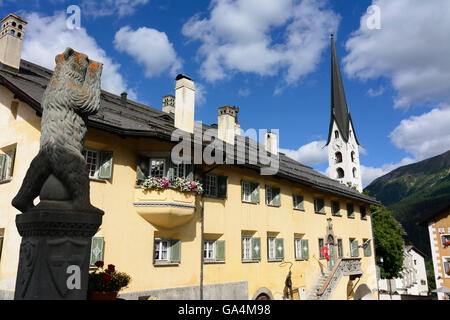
(114, 26), (182, 78)
(280, 140), (328, 165)
(343, 0), (450, 109)
(238, 88), (251, 97)
(81, 0), (149, 18)
(367, 87), (385, 97)
(361, 157), (415, 187)
(389, 107), (450, 161)
(182, 0), (340, 84)
(21, 11), (134, 99)
(194, 82), (207, 107)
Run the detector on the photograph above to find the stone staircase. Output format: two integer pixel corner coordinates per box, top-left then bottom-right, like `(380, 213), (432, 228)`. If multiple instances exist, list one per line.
(305, 271), (331, 300)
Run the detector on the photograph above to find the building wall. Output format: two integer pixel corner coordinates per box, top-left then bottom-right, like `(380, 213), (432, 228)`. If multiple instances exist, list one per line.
(0, 91), (378, 300)
(427, 208), (450, 300)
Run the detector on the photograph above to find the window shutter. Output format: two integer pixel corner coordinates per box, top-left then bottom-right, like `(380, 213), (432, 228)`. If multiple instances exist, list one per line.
(252, 237), (261, 260)
(0, 154), (5, 180)
(98, 151), (113, 179)
(216, 240), (225, 261)
(170, 240), (181, 263)
(136, 156), (150, 180)
(217, 175), (228, 198)
(276, 238), (284, 260)
(251, 183), (260, 203)
(90, 237), (104, 267)
(302, 240), (309, 260)
(351, 240), (359, 257)
(7, 148), (16, 178)
(364, 241), (372, 257)
(273, 188), (281, 207)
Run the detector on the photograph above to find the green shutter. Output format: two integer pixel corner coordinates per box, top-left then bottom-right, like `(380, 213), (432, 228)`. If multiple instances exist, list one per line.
(301, 240), (309, 260)
(170, 240), (181, 263)
(251, 183), (260, 203)
(90, 237), (104, 267)
(364, 241), (372, 257)
(275, 238), (284, 260)
(186, 164), (194, 180)
(98, 151), (113, 179)
(273, 188), (281, 207)
(252, 237), (261, 260)
(351, 240), (359, 257)
(216, 240), (225, 261)
(217, 175), (228, 198)
(7, 148), (16, 178)
(0, 154), (5, 180)
(136, 156), (150, 180)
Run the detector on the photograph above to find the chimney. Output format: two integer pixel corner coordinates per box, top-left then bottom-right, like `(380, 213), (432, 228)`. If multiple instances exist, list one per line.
(0, 14), (27, 71)
(162, 94), (175, 114)
(265, 131), (278, 155)
(174, 74), (195, 133)
(121, 92), (127, 106)
(218, 105), (238, 145)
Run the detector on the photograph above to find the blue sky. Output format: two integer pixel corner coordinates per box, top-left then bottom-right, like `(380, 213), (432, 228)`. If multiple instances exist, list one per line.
(2, 0), (450, 187)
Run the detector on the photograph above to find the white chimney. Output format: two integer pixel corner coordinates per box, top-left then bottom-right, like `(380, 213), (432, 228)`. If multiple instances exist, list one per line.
(174, 74), (195, 133)
(162, 94), (175, 114)
(0, 14), (27, 70)
(265, 131), (278, 155)
(218, 105), (239, 145)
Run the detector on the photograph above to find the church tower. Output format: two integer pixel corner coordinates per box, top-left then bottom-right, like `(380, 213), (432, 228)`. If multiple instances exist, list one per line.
(326, 34), (362, 192)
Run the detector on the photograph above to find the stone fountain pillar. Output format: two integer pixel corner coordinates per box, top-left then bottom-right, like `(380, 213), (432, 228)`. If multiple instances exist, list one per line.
(12, 48), (104, 300)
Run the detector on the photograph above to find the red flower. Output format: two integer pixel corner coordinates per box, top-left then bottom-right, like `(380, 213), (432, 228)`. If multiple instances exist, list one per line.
(107, 264), (116, 272)
(95, 261), (104, 268)
(103, 273), (111, 283)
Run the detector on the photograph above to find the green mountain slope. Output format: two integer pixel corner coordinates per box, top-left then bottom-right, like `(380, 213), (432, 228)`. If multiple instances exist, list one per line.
(365, 150), (450, 255)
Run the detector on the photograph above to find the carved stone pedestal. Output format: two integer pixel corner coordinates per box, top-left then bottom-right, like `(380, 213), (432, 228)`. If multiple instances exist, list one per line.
(14, 201), (103, 300)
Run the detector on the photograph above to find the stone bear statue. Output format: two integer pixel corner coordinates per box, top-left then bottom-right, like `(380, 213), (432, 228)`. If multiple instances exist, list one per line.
(12, 47), (103, 213)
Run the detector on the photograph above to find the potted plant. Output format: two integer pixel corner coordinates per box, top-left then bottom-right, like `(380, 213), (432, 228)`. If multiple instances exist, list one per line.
(87, 261), (131, 300)
(443, 240), (450, 248)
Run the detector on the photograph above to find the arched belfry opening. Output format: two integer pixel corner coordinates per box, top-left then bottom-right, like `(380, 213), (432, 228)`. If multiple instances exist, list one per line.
(335, 152), (342, 164)
(337, 168), (344, 179)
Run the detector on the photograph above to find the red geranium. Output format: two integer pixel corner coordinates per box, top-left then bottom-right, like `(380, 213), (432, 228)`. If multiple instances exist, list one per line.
(107, 264), (116, 272)
(103, 273), (111, 283)
(95, 261), (104, 268)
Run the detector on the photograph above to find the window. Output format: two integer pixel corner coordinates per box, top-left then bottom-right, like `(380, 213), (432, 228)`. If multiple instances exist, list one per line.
(154, 238), (181, 265)
(335, 152), (342, 164)
(351, 151), (355, 163)
(331, 201), (340, 216)
(362, 239), (371, 257)
(0, 229), (4, 263)
(89, 237), (104, 268)
(203, 240), (225, 262)
(335, 130), (339, 139)
(0, 147), (16, 182)
(294, 238), (309, 260)
(82, 148), (113, 180)
(266, 186), (281, 207)
(441, 234), (450, 248)
(150, 159), (166, 178)
(204, 174), (228, 198)
(360, 206), (367, 220)
(347, 203), (354, 218)
(318, 238), (325, 259)
(293, 195), (304, 211)
(337, 239), (343, 258)
(267, 237), (284, 261)
(443, 257), (450, 278)
(314, 198), (325, 214)
(242, 181), (260, 204)
(352, 168), (357, 178)
(350, 238), (359, 257)
(337, 168), (344, 179)
(242, 236), (261, 262)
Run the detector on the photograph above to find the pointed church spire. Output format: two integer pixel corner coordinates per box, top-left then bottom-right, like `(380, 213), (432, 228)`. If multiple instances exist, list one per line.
(326, 33), (360, 146)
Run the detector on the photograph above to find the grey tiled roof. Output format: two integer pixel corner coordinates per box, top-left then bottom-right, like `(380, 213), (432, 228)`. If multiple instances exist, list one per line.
(0, 59), (379, 205)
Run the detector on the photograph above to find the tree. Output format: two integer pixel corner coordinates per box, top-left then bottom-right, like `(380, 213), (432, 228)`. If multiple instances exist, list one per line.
(371, 205), (405, 279)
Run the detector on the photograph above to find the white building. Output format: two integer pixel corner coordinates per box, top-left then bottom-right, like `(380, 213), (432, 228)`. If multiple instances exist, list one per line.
(378, 246), (429, 299)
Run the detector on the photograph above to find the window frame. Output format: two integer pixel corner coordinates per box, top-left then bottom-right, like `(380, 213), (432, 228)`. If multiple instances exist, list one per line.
(314, 198), (325, 214)
(337, 239), (343, 259)
(294, 238), (309, 261)
(83, 148), (101, 179)
(441, 234), (450, 248)
(267, 237), (277, 261)
(443, 256), (450, 279)
(242, 236), (261, 262)
(154, 238), (171, 263)
(293, 194), (304, 211)
(150, 158), (166, 178)
(350, 238), (359, 257)
(347, 203), (355, 218)
(360, 206), (367, 220)
(331, 201), (341, 216)
(203, 240), (216, 261)
(242, 180), (259, 204)
(204, 174), (218, 198)
(265, 186), (281, 207)
(0, 146), (16, 182)
(318, 238), (325, 259)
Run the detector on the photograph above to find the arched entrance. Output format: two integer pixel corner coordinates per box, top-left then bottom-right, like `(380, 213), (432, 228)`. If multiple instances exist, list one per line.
(252, 288), (274, 300)
(255, 293), (270, 300)
(354, 284), (374, 300)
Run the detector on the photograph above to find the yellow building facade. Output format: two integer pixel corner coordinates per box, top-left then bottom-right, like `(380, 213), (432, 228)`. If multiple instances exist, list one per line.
(0, 13), (380, 300)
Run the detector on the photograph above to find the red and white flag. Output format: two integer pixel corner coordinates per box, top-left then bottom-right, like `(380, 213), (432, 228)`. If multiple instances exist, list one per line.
(321, 240), (335, 261)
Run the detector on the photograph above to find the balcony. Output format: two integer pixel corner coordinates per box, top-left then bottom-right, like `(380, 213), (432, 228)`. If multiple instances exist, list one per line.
(134, 187), (197, 229)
